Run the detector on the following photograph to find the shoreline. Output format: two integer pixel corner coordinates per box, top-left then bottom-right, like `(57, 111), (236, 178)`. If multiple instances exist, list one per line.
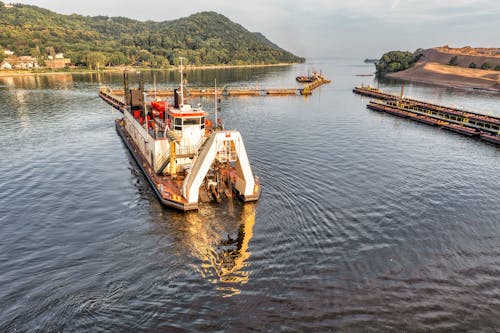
(386, 61), (500, 93)
(0, 62), (297, 78)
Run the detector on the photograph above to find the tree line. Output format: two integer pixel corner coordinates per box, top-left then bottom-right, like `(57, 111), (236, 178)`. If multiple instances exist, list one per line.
(0, 2), (304, 68)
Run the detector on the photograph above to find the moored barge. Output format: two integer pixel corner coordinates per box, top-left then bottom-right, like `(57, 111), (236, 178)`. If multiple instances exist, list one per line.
(355, 85), (500, 146)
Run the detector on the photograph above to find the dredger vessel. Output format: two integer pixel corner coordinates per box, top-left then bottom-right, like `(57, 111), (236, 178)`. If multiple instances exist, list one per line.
(100, 59), (261, 210)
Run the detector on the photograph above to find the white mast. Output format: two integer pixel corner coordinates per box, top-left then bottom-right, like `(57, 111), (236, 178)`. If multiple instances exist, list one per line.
(153, 73), (157, 100)
(179, 57), (184, 107)
(143, 92), (148, 132)
(214, 78), (218, 129)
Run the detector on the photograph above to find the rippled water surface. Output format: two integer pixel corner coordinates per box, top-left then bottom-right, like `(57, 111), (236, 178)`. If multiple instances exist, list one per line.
(1, 59), (500, 332)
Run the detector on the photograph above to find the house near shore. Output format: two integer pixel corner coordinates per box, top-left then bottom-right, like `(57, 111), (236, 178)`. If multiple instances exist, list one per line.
(17, 56), (38, 69)
(1, 61), (12, 69)
(45, 52), (71, 68)
(45, 58), (71, 69)
(1, 56), (38, 69)
(0, 52), (71, 69)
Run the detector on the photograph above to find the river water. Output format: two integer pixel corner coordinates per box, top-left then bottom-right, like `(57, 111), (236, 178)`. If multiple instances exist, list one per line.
(1, 58), (500, 332)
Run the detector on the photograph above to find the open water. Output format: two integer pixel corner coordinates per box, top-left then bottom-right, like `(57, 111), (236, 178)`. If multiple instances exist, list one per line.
(1, 58), (500, 332)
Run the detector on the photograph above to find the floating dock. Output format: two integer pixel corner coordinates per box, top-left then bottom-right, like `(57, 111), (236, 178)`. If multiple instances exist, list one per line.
(100, 75), (330, 103)
(354, 85), (500, 145)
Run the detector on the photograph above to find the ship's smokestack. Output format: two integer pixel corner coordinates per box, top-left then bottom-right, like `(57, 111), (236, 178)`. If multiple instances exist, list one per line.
(123, 71), (130, 107)
(174, 88), (179, 109)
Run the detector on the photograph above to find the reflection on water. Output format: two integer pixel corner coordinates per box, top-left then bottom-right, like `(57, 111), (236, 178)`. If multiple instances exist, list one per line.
(191, 203), (255, 297)
(148, 193), (256, 297)
(95, 65), (295, 92)
(0, 73), (74, 90)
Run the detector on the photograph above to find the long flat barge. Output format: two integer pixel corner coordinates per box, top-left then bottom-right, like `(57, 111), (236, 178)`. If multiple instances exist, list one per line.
(100, 75), (330, 101)
(359, 87), (500, 145)
(354, 86), (500, 132)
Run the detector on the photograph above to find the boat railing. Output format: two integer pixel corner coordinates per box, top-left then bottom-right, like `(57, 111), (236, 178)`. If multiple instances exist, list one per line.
(177, 145), (199, 157)
(216, 151), (237, 162)
(156, 153), (170, 174)
(150, 127), (169, 139)
(216, 143), (237, 162)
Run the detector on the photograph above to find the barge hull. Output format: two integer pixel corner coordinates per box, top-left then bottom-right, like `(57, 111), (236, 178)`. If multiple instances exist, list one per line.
(441, 124), (478, 137)
(480, 132), (500, 145)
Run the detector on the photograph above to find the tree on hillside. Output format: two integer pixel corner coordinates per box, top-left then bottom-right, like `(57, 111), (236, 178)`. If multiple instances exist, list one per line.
(30, 46), (44, 66)
(45, 46), (56, 59)
(84, 52), (107, 70)
(469, 62), (477, 68)
(494, 65), (500, 71)
(375, 50), (420, 74)
(481, 62), (492, 70)
(448, 56), (458, 66)
(107, 51), (128, 66)
(0, 48), (5, 63)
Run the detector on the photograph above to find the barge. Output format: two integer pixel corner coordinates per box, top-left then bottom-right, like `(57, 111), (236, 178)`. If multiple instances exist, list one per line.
(100, 73), (331, 99)
(101, 59), (261, 211)
(296, 71), (328, 83)
(354, 85), (500, 145)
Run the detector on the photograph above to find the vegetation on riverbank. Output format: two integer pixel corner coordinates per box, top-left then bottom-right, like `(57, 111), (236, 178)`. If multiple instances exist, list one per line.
(375, 50), (422, 74)
(0, 2), (304, 69)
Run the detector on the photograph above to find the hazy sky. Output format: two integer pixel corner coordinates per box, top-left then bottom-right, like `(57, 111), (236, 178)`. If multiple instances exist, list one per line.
(11, 0), (500, 59)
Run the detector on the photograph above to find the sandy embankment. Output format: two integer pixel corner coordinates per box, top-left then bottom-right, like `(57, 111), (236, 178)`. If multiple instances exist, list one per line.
(386, 47), (500, 92)
(388, 61), (500, 92)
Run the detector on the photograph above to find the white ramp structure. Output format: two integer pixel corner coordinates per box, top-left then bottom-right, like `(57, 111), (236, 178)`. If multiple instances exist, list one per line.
(183, 130), (258, 204)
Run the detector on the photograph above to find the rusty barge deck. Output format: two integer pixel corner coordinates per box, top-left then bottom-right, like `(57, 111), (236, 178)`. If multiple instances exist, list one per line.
(355, 86), (500, 145)
(99, 76), (330, 102)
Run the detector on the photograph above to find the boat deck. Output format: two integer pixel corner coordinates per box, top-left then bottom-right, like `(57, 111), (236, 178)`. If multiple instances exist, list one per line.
(116, 119), (197, 210)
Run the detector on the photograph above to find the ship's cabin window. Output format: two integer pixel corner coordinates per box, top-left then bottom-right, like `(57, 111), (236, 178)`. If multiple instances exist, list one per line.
(174, 117), (182, 130)
(183, 117), (201, 125)
(171, 116), (204, 130)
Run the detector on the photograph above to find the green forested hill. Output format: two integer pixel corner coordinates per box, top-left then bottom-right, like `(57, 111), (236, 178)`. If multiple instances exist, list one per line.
(0, 2), (304, 68)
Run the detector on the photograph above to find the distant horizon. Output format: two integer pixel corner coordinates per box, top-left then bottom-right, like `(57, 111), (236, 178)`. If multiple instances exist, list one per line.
(7, 0), (500, 59)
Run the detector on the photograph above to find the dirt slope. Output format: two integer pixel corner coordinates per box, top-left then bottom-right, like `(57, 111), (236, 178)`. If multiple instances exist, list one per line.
(387, 47), (500, 92)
